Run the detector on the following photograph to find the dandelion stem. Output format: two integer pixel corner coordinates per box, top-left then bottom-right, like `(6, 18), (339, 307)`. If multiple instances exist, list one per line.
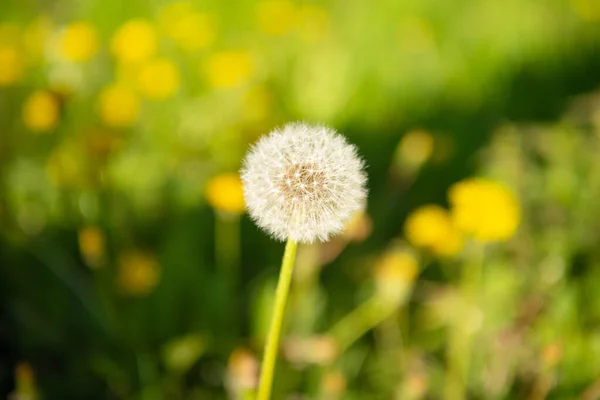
(445, 244), (486, 400)
(257, 239), (298, 400)
(328, 295), (397, 354)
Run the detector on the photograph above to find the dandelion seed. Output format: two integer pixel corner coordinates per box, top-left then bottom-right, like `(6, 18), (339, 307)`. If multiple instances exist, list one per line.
(241, 123), (367, 243)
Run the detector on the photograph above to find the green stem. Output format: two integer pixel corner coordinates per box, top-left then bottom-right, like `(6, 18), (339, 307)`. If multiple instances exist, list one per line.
(328, 295), (396, 354)
(444, 244), (485, 400)
(256, 239), (298, 400)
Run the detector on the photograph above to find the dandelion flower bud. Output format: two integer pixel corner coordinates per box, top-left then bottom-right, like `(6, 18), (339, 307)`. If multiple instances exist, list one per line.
(241, 123), (367, 243)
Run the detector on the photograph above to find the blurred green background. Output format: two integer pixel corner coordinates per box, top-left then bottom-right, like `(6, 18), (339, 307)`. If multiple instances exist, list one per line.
(2, 0), (600, 399)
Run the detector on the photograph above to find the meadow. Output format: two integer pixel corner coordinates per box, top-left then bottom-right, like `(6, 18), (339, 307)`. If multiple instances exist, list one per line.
(1, 0), (600, 399)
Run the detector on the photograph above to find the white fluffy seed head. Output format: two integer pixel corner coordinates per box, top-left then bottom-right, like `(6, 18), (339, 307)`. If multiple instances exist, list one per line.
(240, 123), (368, 244)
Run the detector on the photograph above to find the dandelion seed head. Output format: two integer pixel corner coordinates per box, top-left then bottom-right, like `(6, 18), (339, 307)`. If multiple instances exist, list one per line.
(241, 122), (368, 243)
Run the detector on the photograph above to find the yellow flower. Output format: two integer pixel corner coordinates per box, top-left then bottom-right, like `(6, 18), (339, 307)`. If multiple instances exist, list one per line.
(256, 0), (298, 36)
(22, 90), (59, 132)
(111, 19), (157, 64)
(159, 2), (215, 52)
(60, 22), (98, 62)
(138, 58), (180, 99)
(405, 205), (463, 257)
(0, 45), (24, 86)
(206, 173), (245, 214)
(374, 249), (419, 304)
(78, 226), (105, 268)
(118, 251), (160, 296)
(98, 83), (140, 127)
(204, 50), (254, 88)
(449, 178), (520, 242)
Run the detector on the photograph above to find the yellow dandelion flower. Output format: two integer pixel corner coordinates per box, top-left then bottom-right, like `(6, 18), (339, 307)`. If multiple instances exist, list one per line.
(206, 173), (245, 214)
(98, 83), (140, 127)
(449, 178), (520, 242)
(159, 3), (216, 52)
(22, 90), (59, 132)
(118, 251), (160, 296)
(111, 19), (157, 64)
(374, 249), (419, 304)
(256, 0), (298, 36)
(23, 16), (52, 64)
(60, 22), (98, 62)
(0, 45), (24, 86)
(405, 205), (463, 257)
(78, 226), (105, 268)
(204, 50), (254, 89)
(138, 58), (180, 99)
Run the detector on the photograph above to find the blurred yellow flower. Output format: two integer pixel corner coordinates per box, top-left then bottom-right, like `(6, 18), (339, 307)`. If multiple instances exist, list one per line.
(138, 58), (180, 99)
(78, 226), (105, 268)
(111, 19), (157, 64)
(374, 249), (419, 304)
(23, 16), (52, 64)
(394, 129), (434, 171)
(22, 90), (59, 132)
(206, 173), (245, 214)
(159, 2), (215, 52)
(449, 178), (520, 242)
(0, 45), (24, 86)
(256, 0), (298, 36)
(405, 205), (463, 257)
(118, 251), (160, 296)
(204, 51), (254, 88)
(60, 22), (98, 62)
(98, 83), (140, 127)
